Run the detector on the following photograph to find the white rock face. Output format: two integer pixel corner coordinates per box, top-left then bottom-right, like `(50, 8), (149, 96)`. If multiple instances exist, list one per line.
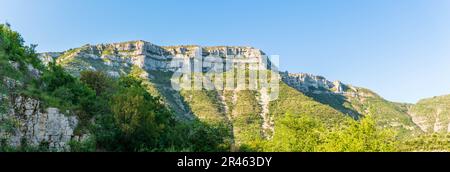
(1, 77), (79, 151)
(433, 108), (444, 132)
(27, 64), (41, 78)
(409, 112), (430, 132)
(48, 41), (268, 75)
(258, 87), (274, 138)
(333, 81), (344, 93)
(281, 72), (343, 94)
(38, 52), (62, 65)
(1, 95), (79, 151)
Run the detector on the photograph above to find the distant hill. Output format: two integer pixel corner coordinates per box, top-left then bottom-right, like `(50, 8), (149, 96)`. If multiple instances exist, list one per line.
(409, 95), (450, 133)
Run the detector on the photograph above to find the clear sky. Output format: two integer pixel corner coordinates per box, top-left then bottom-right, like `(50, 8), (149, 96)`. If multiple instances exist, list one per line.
(1, 0), (450, 103)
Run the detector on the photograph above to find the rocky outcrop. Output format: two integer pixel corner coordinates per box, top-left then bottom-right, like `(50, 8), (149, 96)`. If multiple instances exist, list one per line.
(8, 96), (78, 150)
(38, 52), (62, 65)
(162, 45), (203, 58)
(333, 81), (344, 93)
(258, 87), (274, 138)
(1, 95), (79, 151)
(202, 46), (265, 58)
(1, 77), (80, 151)
(281, 72), (344, 94)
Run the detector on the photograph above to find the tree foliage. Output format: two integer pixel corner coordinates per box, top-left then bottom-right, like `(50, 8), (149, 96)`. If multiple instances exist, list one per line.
(0, 24), (42, 70)
(80, 71), (113, 96)
(255, 113), (398, 152)
(110, 76), (172, 149)
(90, 74), (230, 152)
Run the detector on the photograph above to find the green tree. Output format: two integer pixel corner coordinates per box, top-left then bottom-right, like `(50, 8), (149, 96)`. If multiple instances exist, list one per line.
(41, 62), (76, 92)
(263, 113), (325, 152)
(80, 71), (113, 96)
(260, 113), (398, 152)
(109, 76), (173, 151)
(39, 62), (97, 123)
(319, 115), (398, 152)
(0, 24), (42, 70)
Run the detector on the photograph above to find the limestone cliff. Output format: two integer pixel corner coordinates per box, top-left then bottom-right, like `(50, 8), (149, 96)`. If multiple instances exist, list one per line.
(281, 72), (345, 94)
(40, 41), (267, 77)
(1, 77), (81, 151)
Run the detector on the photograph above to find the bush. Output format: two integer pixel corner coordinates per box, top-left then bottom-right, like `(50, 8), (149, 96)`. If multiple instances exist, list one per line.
(68, 137), (97, 152)
(166, 121), (232, 152)
(0, 24), (42, 68)
(93, 75), (173, 151)
(38, 63), (97, 124)
(80, 71), (114, 96)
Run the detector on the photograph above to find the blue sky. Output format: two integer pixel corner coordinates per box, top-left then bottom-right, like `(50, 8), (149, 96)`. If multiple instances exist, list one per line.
(1, 0), (450, 103)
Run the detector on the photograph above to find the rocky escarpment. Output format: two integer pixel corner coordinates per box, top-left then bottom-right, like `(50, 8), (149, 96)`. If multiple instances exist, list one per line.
(38, 52), (62, 66)
(281, 72), (382, 99)
(281, 72), (345, 94)
(0, 77), (82, 151)
(2, 96), (79, 151)
(39, 41), (267, 78)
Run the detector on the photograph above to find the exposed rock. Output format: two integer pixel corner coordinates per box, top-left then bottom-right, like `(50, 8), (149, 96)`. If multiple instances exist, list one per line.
(163, 45), (202, 58)
(38, 52), (61, 65)
(8, 61), (19, 70)
(45, 41), (268, 76)
(27, 64), (41, 78)
(1, 76), (79, 151)
(409, 111), (431, 132)
(258, 87), (274, 138)
(281, 72), (338, 93)
(333, 81), (344, 93)
(0, 95), (79, 151)
(202, 46), (265, 58)
(281, 72), (378, 100)
(2, 76), (23, 90)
